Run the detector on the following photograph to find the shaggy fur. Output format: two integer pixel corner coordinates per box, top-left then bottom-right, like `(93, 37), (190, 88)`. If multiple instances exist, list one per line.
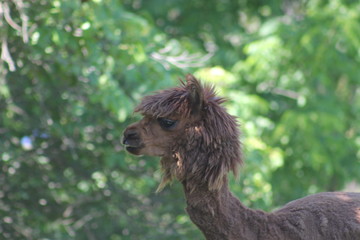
(123, 74), (360, 240)
(132, 75), (241, 192)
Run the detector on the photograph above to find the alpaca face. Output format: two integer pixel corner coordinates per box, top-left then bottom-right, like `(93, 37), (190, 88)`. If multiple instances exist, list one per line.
(123, 74), (202, 157)
(123, 114), (189, 157)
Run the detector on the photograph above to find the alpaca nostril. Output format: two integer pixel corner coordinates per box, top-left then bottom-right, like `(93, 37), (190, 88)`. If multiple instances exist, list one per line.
(127, 132), (138, 139)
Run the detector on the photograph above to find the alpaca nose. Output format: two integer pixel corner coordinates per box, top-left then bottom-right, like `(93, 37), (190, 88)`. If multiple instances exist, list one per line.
(122, 128), (140, 145)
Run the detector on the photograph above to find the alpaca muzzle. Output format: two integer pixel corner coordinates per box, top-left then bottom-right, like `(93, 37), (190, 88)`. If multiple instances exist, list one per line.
(122, 128), (144, 155)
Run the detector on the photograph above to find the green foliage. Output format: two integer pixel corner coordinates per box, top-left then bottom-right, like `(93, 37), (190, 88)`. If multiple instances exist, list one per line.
(1, 0), (359, 239)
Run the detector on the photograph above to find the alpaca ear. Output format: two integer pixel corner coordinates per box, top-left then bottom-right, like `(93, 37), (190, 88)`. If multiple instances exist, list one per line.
(186, 74), (204, 114)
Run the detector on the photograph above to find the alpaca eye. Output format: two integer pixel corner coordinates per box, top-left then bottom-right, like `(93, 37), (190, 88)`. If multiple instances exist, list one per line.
(158, 118), (177, 130)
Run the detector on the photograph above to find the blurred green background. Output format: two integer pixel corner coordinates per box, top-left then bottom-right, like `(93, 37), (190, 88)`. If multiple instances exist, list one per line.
(1, 0), (360, 239)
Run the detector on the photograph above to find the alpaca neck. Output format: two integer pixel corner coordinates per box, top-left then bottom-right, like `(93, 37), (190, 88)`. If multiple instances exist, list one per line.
(182, 178), (269, 240)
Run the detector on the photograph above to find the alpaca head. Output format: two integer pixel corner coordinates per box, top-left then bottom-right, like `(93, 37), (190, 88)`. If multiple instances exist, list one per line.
(123, 74), (242, 191)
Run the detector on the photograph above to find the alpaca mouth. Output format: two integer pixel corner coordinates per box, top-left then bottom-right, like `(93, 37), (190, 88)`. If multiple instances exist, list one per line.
(125, 145), (143, 155)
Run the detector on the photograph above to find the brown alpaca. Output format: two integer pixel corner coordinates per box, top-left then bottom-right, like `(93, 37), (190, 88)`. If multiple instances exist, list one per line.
(123, 74), (360, 240)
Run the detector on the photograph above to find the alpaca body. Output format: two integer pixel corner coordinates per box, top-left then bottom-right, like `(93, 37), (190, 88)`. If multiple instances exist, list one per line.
(184, 179), (360, 240)
(122, 74), (360, 240)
